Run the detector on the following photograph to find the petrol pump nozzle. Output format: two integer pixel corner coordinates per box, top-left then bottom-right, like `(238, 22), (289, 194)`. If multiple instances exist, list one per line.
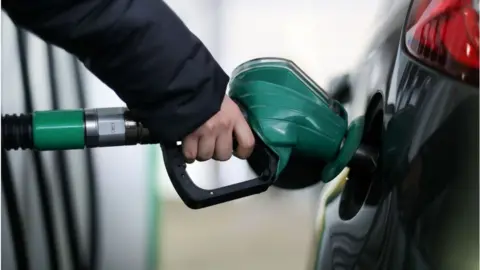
(2, 57), (366, 209)
(1, 106), (279, 209)
(160, 58), (365, 208)
(228, 57), (364, 186)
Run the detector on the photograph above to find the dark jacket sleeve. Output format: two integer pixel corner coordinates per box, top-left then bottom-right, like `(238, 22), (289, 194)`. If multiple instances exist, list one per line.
(2, 0), (229, 143)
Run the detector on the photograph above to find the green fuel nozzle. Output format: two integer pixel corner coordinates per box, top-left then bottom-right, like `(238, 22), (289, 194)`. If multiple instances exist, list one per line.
(228, 57), (364, 186)
(2, 57), (367, 209)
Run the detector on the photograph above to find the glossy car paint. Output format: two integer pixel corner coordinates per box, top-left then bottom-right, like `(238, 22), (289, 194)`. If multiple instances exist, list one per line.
(312, 1), (479, 269)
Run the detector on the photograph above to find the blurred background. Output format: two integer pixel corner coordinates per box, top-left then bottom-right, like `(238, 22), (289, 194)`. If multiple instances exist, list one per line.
(2, 0), (382, 269)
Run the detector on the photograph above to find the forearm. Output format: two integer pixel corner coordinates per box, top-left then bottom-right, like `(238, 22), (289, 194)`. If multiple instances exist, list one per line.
(3, 0), (228, 143)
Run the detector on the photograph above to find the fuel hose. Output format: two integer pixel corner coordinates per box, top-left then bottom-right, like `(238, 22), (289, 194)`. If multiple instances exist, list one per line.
(5, 57), (159, 270)
(15, 27), (59, 270)
(2, 107), (159, 268)
(46, 44), (85, 270)
(2, 149), (30, 270)
(2, 108), (157, 151)
(71, 56), (100, 270)
(2, 107), (162, 270)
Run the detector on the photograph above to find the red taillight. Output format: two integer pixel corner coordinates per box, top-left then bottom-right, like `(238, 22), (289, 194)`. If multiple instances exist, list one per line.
(405, 0), (479, 85)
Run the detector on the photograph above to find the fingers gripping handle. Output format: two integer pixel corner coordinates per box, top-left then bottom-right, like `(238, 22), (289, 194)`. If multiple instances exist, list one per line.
(162, 138), (278, 209)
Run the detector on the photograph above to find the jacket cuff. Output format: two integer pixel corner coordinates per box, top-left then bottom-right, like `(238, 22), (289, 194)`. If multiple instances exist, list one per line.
(134, 66), (229, 144)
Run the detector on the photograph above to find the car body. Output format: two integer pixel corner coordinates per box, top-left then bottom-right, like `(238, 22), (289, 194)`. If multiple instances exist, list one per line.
(311, 0), (479, 269)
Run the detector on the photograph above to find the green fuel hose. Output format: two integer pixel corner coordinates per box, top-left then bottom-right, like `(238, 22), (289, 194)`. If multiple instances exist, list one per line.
(2, 108), (157, 151)
(3, 107), (162, 269)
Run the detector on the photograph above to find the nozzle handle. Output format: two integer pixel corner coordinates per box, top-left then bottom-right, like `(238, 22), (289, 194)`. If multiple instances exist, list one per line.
(162, 135), (278, 209)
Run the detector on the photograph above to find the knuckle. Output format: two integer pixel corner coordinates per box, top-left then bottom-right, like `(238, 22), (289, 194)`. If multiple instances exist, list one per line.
(203, 121), (216, 133)
(185, 133), (200, 143)
(219, 117), (232, 129)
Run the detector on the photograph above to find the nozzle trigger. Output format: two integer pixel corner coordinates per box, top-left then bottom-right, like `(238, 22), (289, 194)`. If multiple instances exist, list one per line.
(162, 133), (278, 209)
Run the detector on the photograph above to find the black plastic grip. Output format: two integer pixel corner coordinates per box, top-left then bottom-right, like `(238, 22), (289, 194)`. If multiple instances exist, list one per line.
(162, 139), (278, 209)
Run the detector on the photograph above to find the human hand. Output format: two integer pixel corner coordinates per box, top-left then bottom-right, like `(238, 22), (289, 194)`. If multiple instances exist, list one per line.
(182, 95), (255, 163)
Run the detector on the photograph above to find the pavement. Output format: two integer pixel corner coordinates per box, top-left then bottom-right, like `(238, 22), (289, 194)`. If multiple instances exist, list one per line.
(160, 189), (319, 270)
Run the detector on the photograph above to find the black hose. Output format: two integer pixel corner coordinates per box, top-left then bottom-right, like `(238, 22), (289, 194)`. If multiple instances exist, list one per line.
(46, 44), (87, 270)
(2, 113), (34, 150)
(16, 27), (60, 270)
(2, 149), (30, 270)
(72, 56), (100, 270)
